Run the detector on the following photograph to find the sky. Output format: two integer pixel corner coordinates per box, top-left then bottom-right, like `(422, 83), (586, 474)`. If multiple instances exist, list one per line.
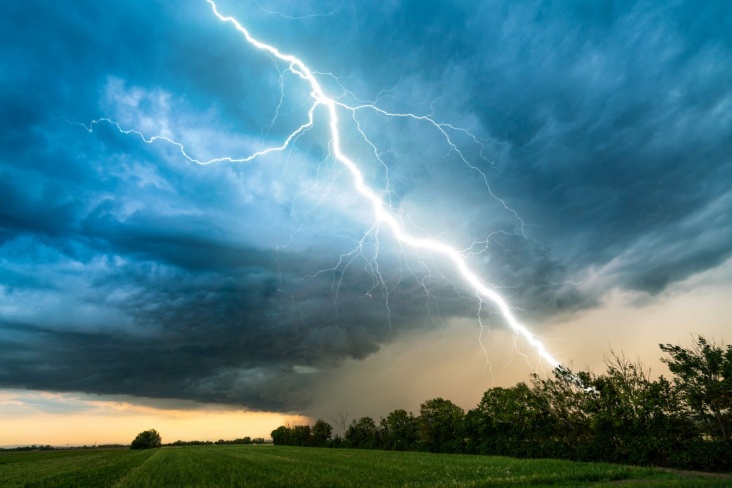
(1, 0), (731, 446)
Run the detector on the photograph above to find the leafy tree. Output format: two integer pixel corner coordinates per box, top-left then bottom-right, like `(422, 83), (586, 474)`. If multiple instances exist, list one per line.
(270, 425), (291, 445)
(312, 419), (333, 447)
(584, 353), (691, 464)
(380, 409), (419, 451)
(418, 398), (464, 453)
(661, 336), (732, 441)
(290, 425), (312, 446)
(271, 424), (312, 446)
(346, 417), (380, 449)
(528, 368), (594, 459)
(130, 429), (161, 449)
(660, 336), (732, 471)
(467, 383), (551, 457)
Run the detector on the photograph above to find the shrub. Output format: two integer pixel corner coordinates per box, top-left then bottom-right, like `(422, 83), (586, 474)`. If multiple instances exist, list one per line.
(130, 429), (162, 449)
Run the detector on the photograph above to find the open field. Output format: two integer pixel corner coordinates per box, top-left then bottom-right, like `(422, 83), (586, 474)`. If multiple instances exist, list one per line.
(1, 445), (730, 487)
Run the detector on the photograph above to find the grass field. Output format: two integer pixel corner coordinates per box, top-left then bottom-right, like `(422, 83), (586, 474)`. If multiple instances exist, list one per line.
(1, 445), (729, 487)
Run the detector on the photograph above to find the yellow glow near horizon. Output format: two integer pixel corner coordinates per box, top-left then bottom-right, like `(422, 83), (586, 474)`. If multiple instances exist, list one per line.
(0, 391), (309, 447)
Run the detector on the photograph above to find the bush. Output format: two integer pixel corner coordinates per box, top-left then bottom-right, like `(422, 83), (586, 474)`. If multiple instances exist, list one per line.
(130, 429), (162, 449)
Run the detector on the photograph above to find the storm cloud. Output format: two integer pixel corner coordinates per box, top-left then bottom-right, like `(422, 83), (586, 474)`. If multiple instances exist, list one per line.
(1, 0), (730, 411)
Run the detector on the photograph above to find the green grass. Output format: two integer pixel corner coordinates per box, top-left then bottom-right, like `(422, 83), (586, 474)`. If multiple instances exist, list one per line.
(1, 445), (729, 487)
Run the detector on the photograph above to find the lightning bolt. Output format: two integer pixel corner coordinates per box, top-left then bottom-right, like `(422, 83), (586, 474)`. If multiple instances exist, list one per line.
(204, 0), (563, 371)
(80, 0), (570, 375)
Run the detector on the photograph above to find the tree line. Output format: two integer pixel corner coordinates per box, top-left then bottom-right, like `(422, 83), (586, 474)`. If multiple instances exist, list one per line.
(0, 444), (127, 452)
(271, 336), (731, 471)
(168, 437), (267, 446)
(129, 429), (267, 449)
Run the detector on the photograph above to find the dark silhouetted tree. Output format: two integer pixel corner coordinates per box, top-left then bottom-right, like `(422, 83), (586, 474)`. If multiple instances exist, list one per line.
(312, 419), (333, 447)
(290, 425), (312, 446)
(270, 425), (291, 445)
(418, 398), (464, 453)
(130, 429), (161, 449)
(527, 368), (594, 459)
(661, 336), (731, 442)
(380, 409), (419, 451)
(660, 336), (732, 470)
(584, 353), (692, 465)
(467, 382), (550, 457)
(346, 417), (380, 449)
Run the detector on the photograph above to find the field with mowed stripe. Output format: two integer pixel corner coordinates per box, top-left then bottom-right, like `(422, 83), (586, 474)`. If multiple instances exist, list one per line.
(1, 445), (730, 487)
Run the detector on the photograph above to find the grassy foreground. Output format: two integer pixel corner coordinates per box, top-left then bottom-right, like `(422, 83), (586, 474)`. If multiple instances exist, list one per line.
(1, 445), (729, 487)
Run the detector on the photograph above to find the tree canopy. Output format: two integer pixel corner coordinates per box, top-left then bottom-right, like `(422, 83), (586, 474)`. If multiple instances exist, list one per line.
(130, 429), (162, 450)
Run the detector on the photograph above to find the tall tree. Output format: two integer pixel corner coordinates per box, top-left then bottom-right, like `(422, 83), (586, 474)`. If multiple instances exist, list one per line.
(270, 425), (291, 446)
(585, 353), (692, 465)
(380, 409), (419, 451)
(529, 368), (594, 459)
(290, 425), (312, 447)
(346, 417), (380, 449)
(312, 419), (333, 447)
(418, 398), (464, 453)
(661, 336), (732, 442)
(467, 383), (551, 457)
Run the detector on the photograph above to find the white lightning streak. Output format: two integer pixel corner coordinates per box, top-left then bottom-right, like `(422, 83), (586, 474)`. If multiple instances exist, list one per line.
(203, 0), (562, 370)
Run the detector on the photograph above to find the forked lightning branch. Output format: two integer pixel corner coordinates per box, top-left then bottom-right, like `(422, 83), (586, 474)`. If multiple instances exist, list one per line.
(80, 0), (565, 373)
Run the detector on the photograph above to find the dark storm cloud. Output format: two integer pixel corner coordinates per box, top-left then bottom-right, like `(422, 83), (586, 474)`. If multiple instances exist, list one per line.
(1, 0), (730, 410)
(456, 1), (732, 293)
(334, 0), (732, 297)
(0, 256), (477, 409)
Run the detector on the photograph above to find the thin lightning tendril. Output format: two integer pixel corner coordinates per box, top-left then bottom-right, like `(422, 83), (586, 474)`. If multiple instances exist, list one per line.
(254, 0), (344, 21)
(80, 0), (575, 377)
(202, 0), (562, 371)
